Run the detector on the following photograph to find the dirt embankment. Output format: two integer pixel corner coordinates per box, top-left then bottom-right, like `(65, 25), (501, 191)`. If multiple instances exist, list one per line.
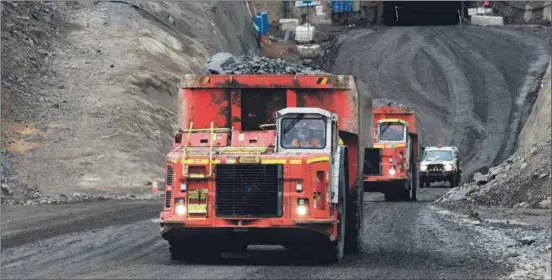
(1, 1), (258, 202)
(437, 59), (551, 209)
(330, 26), (550, 183)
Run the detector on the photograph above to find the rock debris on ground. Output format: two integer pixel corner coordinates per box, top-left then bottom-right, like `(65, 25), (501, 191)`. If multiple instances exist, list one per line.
(435, 207), (551, 280)
(436, 140), (551, 209)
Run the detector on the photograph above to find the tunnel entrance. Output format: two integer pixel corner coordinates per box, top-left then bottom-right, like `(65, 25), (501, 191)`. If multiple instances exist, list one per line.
(383, 1), (462, 26)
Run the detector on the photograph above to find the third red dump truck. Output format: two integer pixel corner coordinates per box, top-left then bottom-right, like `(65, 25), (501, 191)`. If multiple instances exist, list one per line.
(159, 74), (375, 263)
(363, 106), (421, 202)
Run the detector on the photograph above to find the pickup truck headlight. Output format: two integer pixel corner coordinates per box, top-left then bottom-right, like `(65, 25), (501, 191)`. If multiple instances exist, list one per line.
(420, 165), (427, 172)
(444, 164), (454, 171)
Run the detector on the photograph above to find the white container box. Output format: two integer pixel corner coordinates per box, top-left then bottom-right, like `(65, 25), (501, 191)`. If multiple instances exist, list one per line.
(279, 18), (299, 32)
(295, 24), (315, 43)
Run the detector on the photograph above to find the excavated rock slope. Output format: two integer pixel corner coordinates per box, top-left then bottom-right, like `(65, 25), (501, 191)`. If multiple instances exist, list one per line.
(330, 26), (550, 182)
(1, 1), (258, 201)
(437, 60), (552, 209)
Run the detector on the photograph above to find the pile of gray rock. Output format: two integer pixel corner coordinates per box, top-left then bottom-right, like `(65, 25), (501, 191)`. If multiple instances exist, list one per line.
(373, 98), (407, 108)
(204, 52), (327, 75)
(436, 140), (551, 208)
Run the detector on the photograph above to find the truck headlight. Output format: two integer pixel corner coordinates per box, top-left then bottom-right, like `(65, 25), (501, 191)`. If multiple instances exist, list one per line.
(444, 164), (454, 171)
(297, 199), (308, 216)
(180, 181), (187, 191)
(388, 166), (396, 176)
(296, 181), (303, 192)
(420, 165), (427, 172)
(175, 199), (186, 216)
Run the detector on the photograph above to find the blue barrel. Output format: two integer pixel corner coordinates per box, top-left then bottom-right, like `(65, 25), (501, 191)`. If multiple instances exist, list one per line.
(254, 14), (263, 35)
(261, 11), (269, 35)
(254, 13), (269, 35)
(331, 0), (343, 13)
(331, 0), (352, 13)
(344, 1), (352, 12)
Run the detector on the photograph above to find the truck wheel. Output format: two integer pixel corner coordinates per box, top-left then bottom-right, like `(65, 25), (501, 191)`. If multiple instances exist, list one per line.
(450, 175), (458, 188)
(424, 180), (430, 188)
(317, 177), (346, 264)
(400, 189), (411, 201)
(384, 191), (395, 202)
(333, 182), (346, 263)
(345, 186), (361, 254)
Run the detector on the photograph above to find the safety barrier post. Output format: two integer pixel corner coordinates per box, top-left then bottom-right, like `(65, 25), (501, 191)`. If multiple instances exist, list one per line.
(152, 176), (159, 194)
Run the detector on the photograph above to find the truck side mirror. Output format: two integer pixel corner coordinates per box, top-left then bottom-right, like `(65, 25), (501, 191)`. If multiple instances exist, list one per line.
(174, 132), (183, 144)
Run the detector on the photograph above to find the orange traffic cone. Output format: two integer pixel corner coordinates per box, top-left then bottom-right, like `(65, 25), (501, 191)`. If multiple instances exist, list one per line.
(152, 176), (159, 194)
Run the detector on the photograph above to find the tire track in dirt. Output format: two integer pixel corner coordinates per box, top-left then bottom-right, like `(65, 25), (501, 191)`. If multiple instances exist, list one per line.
(1, 188), (506, 279)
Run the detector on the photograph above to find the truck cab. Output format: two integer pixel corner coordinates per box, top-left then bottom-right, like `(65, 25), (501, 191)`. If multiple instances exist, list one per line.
(363, 106), (420, 202)
(419, 145), (461, 188)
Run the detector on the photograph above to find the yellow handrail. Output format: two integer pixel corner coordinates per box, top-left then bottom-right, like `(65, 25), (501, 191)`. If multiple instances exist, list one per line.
(181, 122), (194, 168)
(219, 146), (268, 154)
(183, 127), (231, 133)
(183, 121), (214, 179)
(205, 122), (214, 178)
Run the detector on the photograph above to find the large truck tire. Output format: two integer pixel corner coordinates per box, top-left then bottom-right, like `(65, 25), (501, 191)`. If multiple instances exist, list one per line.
(345, 186), (361, 253)
(411, 181), (417, 201)
(384, 191), (398, 202)
(328, 173), (346, 263)
(450, 174), (458, 188)
(400, 189), (411, 202)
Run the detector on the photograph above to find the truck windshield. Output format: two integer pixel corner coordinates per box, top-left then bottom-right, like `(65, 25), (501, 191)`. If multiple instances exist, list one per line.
(281, 117), (326, 149)
(379, 123), (405, 141)
(424, 150), (452, 161)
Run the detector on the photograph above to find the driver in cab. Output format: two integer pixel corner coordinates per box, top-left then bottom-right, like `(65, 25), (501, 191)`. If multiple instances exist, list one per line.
(290, 120), (323, 148)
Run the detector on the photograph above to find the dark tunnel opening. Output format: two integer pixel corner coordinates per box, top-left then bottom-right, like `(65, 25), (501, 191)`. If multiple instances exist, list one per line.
(384, 1), (463, 26)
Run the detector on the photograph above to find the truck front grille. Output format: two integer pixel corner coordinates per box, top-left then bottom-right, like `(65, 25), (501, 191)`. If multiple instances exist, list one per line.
(165, 191), (172, 208)
(428, 164), (443, 172)
(166, 166), (173, 185)
(215, 164), (283, 218)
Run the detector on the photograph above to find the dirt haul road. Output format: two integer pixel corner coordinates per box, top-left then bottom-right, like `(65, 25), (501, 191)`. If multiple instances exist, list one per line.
(330, 26), (550, 182)
(1, 188), (507, 279)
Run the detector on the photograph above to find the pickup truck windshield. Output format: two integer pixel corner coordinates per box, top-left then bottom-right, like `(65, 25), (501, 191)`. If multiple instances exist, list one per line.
(424, 150), (452, 161)
(379, 123), (405, 141)
(281, 117), (326, 149)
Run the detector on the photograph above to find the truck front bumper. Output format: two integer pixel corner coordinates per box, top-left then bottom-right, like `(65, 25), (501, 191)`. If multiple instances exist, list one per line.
(420, 171), (454, 182)
(159, 217), (338, 244)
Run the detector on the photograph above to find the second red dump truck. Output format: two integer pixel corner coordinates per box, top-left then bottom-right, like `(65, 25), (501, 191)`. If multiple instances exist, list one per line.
(159, 74), (375, 263)
(363, 106), (421, 202)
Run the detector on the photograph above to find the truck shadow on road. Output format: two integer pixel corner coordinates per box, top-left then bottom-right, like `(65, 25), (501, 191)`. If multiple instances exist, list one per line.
(363, 186), (454, 204)
(170, 246), (362, 266)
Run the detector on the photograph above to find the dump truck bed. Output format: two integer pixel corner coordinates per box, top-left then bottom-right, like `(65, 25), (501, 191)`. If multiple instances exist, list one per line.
(178, 74), (373, 187)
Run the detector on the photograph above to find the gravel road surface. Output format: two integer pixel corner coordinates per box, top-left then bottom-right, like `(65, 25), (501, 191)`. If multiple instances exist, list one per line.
(2, 187), (507, 279)
(330, 26), (550, 181)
